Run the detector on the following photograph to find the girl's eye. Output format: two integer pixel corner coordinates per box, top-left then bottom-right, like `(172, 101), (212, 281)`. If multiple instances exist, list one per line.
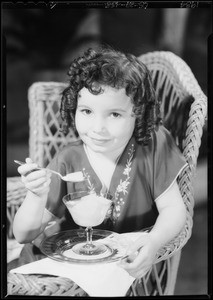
(82, 109), (92, 115)
(111, 112), (121, 118)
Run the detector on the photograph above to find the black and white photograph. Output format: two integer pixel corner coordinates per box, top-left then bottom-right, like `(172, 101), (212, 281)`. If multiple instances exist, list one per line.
(2, 1), (210, 297)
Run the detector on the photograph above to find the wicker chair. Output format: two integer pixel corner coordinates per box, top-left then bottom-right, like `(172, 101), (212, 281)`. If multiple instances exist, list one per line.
(7, 51), (207, 296)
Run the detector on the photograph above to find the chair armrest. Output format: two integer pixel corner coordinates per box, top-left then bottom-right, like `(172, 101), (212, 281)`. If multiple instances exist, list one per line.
(154, 211), (192, 263)
(7, 177), (27, 239)
(7, 273), (88, 296)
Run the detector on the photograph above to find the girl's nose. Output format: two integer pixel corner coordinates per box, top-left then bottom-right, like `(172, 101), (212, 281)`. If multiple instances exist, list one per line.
(92, 116), (106, 133)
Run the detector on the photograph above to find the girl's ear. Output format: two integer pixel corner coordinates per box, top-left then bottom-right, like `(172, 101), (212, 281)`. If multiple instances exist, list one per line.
(130, 110), (136, 118)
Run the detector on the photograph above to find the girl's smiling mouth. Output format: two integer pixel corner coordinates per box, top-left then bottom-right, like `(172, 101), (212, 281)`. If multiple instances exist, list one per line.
(89, 136), (111, 144)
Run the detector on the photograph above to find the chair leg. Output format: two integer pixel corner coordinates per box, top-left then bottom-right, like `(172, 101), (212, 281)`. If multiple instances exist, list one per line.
(164, 250), (182, 295)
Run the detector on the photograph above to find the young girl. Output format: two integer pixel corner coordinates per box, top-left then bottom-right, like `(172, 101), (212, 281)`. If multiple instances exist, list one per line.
(13, 46), (187, 279)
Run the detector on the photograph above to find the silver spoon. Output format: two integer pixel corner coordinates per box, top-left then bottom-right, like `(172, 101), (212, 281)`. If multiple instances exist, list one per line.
(14, 160), (85, 182)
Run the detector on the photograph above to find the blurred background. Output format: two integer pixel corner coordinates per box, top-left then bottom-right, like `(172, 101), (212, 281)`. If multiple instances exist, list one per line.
(3, 5), (210, 295)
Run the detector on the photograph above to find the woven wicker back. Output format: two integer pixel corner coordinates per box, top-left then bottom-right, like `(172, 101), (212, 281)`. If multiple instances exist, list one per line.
(28, 51), (207, 241)
(28, 82), (76, 167)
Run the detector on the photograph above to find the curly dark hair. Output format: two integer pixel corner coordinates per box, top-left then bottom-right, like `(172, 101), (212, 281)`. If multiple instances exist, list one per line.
(60, 45), (162, 145)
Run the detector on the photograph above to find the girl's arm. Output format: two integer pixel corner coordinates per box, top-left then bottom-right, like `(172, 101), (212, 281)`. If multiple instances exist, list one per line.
(13, 158), (52, 243)
(148, 180), (186, 249)
(119, 180), (186, 278)
(13, 191), (52, 243)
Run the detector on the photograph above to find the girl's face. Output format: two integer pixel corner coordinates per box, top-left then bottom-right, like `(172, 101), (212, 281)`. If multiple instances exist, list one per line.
(75, 86), (136, 155)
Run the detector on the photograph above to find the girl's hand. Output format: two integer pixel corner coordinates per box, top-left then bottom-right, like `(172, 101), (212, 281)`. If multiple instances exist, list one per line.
(118, 233), (159, 278)
(17, 157), (52, 197)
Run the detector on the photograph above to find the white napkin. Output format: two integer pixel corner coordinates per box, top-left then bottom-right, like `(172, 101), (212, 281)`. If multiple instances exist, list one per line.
(10, 232), (147, 297)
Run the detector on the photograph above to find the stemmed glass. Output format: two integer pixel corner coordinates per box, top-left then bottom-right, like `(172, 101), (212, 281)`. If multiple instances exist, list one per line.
(63, 191), (113, 256)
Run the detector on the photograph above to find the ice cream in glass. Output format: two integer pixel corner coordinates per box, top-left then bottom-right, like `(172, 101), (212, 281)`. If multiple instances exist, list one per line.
(63, 191), (113, 255)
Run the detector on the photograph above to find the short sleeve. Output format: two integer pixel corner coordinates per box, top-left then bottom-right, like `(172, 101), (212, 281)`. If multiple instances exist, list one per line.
(151, 126), (187, 200)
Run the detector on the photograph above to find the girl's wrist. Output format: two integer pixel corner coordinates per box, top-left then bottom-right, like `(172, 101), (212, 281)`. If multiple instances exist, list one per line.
(27, 189), (48, 202)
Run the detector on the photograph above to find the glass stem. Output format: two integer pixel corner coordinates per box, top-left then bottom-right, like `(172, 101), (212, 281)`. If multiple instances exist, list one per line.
(85, 226), (93, 246)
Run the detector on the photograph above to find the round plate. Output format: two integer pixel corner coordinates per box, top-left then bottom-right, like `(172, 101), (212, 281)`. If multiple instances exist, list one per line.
(40, 229), (125, 264)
